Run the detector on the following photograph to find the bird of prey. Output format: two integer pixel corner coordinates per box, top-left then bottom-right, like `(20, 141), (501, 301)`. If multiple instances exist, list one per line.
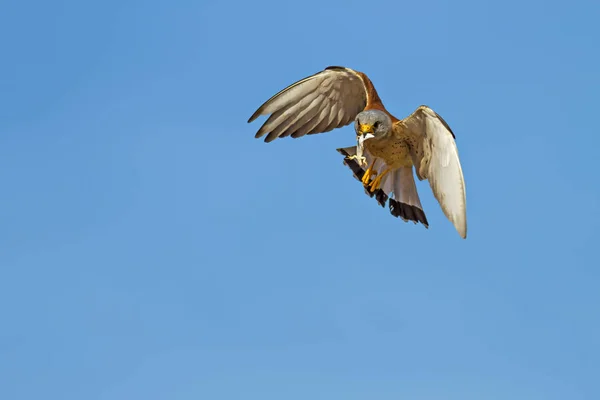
(247, 66), (467, 239)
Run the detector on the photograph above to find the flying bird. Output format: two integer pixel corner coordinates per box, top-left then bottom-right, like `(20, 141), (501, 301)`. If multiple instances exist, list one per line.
(247, 66), (467, 239)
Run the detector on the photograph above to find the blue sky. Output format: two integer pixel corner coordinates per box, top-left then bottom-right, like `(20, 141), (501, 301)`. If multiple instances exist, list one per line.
(1, 0), (599, 399)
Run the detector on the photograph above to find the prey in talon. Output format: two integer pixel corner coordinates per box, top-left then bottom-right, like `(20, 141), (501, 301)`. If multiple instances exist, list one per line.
(346, 134), (369, 168)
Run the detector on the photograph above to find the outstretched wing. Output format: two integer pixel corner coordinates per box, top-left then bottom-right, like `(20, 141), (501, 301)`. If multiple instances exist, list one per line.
(400, 106), (467, 238)
(248, 66), (371, 143)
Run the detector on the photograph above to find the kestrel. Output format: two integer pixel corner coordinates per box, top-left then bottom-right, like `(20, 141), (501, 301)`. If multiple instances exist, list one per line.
(248, 66), (467, 239)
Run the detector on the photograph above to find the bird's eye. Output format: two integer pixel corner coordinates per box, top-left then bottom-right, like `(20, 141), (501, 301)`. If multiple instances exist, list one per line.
(373, 121), (381, 130)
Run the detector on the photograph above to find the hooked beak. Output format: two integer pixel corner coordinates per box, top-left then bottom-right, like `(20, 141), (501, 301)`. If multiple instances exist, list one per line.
(358, 123), (374, 135)
(357, 124), (375, 140)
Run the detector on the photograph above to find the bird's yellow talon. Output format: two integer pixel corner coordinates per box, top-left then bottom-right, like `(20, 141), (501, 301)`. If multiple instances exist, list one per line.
(368, 167), (391, 192)
(362, 169), (377, 185)
(369, 175), (383, 192)
(361, 159), (378, 185)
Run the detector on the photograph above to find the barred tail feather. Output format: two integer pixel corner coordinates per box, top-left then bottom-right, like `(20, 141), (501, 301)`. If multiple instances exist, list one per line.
(336, 147), (428, 228)
(389, 167), (429, 227)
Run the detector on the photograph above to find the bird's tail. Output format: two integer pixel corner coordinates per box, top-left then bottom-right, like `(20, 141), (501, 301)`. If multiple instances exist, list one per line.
(336, 146), (429, 228)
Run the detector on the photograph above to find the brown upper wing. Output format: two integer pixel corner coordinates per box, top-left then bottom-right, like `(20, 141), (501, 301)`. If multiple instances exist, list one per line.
(248, 66), (388, 142)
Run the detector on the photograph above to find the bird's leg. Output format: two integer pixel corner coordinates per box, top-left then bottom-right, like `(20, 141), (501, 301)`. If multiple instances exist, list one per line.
(361, 159), (378, 185)
(368, 167), (391, 192)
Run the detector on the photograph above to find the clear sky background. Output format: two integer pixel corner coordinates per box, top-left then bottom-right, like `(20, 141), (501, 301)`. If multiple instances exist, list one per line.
(1, 0), (599, 399)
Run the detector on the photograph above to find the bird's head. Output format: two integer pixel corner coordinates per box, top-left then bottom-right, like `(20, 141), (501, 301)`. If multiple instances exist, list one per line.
(354, 109), (392, 141)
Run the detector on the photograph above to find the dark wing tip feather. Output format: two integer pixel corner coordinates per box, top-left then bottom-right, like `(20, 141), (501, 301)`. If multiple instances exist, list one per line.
(324, 65), (348, 71)
(263, 133), (279, 143)
(434, 112), (455, 139)
(248, 110), (262, 123)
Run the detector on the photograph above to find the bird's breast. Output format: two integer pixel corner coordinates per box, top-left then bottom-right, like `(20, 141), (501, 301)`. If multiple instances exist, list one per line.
(365, 137), (413, 168)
